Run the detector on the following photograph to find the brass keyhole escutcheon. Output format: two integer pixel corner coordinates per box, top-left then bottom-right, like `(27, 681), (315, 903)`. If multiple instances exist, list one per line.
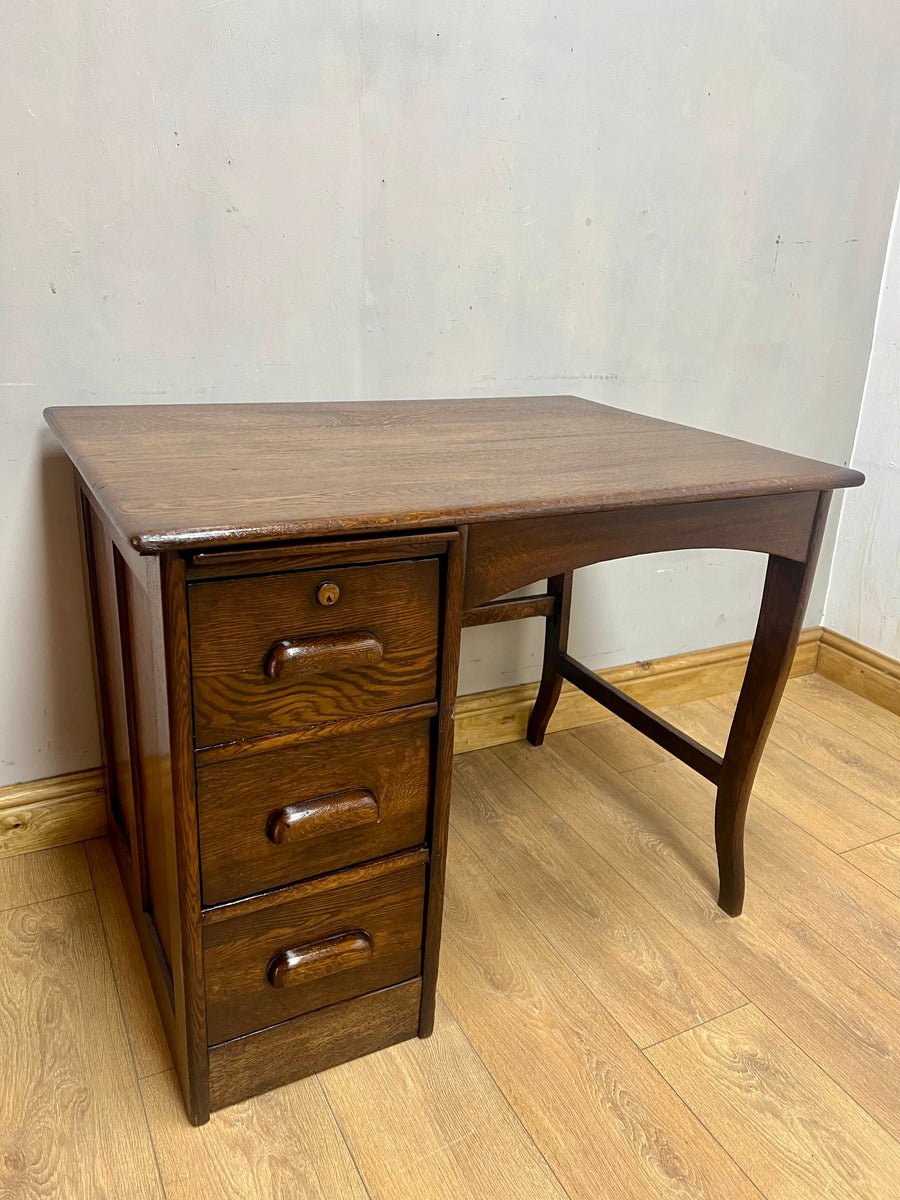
(316, 581), (341, 606)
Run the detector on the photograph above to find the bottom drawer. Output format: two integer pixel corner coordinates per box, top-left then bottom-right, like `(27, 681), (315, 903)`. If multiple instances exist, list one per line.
(209, 978), (422, 1112)
(203, 849), (426, 1044)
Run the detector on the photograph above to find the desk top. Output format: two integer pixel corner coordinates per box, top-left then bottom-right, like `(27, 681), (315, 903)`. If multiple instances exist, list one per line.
(45, 396), (863, 554)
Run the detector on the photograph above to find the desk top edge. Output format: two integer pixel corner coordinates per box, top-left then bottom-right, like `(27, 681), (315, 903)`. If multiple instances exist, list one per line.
(45, 397), (864, 555)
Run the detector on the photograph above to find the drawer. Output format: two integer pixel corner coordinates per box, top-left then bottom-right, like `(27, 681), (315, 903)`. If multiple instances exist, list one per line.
(197, 716), (432, 904)
(189, 557), (441, 747)
(203, 849), (426, 1044)
(208, 978), (422, 1111)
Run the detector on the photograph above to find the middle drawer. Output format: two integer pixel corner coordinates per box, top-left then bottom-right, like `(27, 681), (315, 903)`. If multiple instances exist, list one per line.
(196, 716), (432, 904)
(203, 848), (427, 1045)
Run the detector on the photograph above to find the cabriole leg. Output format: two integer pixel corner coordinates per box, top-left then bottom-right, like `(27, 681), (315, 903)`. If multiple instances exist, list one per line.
(527, 572), (574, 746)
(715, 493), (830, 915)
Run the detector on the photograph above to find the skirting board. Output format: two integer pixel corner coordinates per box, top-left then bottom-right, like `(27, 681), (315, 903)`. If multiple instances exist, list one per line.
(817, 628), (900, 719)
(4, 622), (888, 858)
(0, 767), (107, 860)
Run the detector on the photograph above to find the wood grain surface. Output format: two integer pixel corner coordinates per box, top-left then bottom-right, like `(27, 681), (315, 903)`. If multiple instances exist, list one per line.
(4, 674), (900, 1199)
(843, 834), (900, 896)
(630, 749), (900, 1003)
(208, 978), (422, 1111)
(203, 854), (425, 1043)
(454, 749), (744, 1047)
(464, 490), (819, 608)
(85, 837), (173, 1078)
(0, 768), (107, 859)
(788, 672), (900, 757)
(321, 997), (569, 1200)
(189, 556), (440, 745)
(519, 731), (900, 1140)
(439, 828), (761, 1200)
(0, 892), (162, 1199)
(196, 716), (431, 904)
(647, 1005), (900, 1200)
(44, 397), (862, 552)
(142, 1069), (367, 1200)
(817, 628), (900, 718)
(0, 844), (90, 912)
(671, 693), (900, 851)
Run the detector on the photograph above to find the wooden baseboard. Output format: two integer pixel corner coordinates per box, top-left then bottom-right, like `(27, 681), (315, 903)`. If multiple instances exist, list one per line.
(0, 768), (107, 860)
(7, 621), (899, 858)
(455, 626), (823, 754)
(816, 629), (900, 718)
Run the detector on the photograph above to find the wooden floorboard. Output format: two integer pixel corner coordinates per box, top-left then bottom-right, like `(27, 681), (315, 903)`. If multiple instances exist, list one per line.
(787, 674), (900, 760)
(676, 691), (900, 851)
(499, 732), (900, 1142)
(321, 998), (568, 1200)
(438, 825), (761, 1200)
(456, 747), (745, 1048)
(843, 834), (900, 897)
(629, 753), (900, 1002)
(2, 675), (900, 1198)
(85, 837), (172, 1079)
(720, 692), (900, 821)
(0, 844), (91, 912)
(142, 1068), (369, 1200)
(0, 892), (163, 1199)
(647, 1005), (900, 1200)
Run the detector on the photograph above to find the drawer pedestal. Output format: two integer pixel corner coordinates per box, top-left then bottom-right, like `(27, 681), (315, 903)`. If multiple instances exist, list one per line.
(76, 499), (461, 1124)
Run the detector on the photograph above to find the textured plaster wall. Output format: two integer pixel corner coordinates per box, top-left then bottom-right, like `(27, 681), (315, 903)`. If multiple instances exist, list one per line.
(3, 2), (900, 785)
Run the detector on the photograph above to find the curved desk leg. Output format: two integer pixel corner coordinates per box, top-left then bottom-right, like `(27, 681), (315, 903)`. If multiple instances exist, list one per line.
(716, 492), (831, 916)
(527, 572), (574, 746)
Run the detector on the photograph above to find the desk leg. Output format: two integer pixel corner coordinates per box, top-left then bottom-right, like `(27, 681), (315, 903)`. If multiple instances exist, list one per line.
(715, 493), (830, 916)
(527, 572), (574, 746)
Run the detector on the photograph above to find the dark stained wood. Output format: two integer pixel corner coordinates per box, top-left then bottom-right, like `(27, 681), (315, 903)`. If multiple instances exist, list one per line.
(266, 931), (374, 989)
(266, 789), (379, 845)
(186, 532), (451, 579)
(465, 490), (822, 608)
(79, 484), (209, 1123)
(44, 398), (862, 554)
(188, 557), (440, 746)
(419, 530), (466, 1036)
(86, 503), (141, 861)
(715, 491), (832, 916)
(118, 551), (177, 998)
(196, 717), (431, 904)
(557, 653), (723, 783)
(195, 700), (438, 767)
(203, 852), (426, 1044)
(49, 399), (865, 1124)
(201, 846), (429, 926)
(208, 978), (422, 1111)
(526, 573), (573, 747)
(75, 484), (117, 842)
(263, 630), (384, 680)
(159, 551), (210, 1124)
(461, 594), (555, 627)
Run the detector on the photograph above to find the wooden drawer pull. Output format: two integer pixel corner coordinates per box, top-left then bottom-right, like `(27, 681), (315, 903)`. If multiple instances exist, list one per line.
(267, 931), (374, 989)
(266, 788), (380, 844)
(263, 631), (384, 680)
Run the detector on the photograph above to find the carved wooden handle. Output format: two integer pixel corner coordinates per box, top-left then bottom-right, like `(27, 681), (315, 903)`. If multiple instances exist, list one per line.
(266, 788), (380, 844)
(263, 631), (384, 680)
(267, 931), (374, 988)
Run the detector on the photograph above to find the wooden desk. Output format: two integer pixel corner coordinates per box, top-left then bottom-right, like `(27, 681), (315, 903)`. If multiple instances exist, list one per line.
(45, 396), (863, 1124)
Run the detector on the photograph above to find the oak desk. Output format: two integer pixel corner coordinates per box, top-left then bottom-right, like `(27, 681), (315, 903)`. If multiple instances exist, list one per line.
(45, 396), (863, 1124)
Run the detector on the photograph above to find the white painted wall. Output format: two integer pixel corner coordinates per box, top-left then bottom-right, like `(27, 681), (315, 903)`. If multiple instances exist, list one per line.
(825, 190), (900, 657)
(3, 2), (900, 786)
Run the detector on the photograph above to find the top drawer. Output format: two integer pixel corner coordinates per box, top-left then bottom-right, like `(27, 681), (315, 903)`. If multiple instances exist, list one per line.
(189, 557), (441, 747)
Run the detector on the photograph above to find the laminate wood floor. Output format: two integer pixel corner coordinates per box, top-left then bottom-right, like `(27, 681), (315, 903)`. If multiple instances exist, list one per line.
(2, 674), (899, 1199)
